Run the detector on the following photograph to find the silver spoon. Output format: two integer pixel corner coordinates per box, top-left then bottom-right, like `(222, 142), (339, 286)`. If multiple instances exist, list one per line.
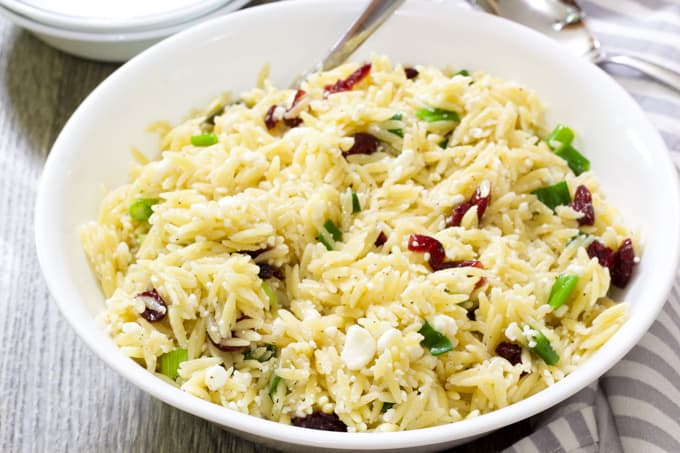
(290, 0), (405, 88)
(468, 0), (680, 93)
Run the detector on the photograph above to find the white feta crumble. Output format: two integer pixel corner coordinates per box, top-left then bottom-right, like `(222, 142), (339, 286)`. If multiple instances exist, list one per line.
(122, 322), (142, 335)
(205, 365), (229, 391)
(431, 314), (458, 339)
(341, 325), (376, 370)
(377, 328), (400, 353)
(504, 322), (522, 342)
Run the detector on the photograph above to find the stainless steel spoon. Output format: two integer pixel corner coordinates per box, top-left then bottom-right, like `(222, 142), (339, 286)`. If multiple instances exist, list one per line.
(291, 0), (405, 88)
(468, 0), (680, 93)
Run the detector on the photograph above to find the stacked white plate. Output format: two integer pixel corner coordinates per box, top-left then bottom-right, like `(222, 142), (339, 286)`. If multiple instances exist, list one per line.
(0, 0), (251, 61)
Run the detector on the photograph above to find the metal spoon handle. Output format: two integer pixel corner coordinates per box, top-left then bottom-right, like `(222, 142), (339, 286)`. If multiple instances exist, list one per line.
(291, 0), (404, 88)
(599, 54), (680, 93)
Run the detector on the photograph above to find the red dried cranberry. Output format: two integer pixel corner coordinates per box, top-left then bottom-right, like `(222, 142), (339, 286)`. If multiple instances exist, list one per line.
(375, 231), (387, 247)
(587, 240), (615, 268)
(283, 117), (303, 128)
(292, 412), (347, 432)
(343, 133), (379, 157)
(257, 263), (284, 280)
(137, 289), (167, 322)
(496, 341), (522, 366)
(434, 259), (483, 271)
(408, 234), (447, 268)
(611, 238), (636, 288)
(446, 185), (491, 227)
(404, 67), (419, 79)
(324, 63), (371, 97)
(264, 105), (278, 130)
(570, 185), (595, 226)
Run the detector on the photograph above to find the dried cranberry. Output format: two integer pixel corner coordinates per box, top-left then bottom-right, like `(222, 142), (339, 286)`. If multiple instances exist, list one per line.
(283, 117), (303, 128)
(343, 133), (379, 157)
(324, 63), (371, 97)
(408, 234), (447, 268)
(570, 185), (595, 226)
(292, 412), (347, 432)
(611, 238), (636, 288)
(137, 289), (167, 322)
(434, 259), (483, 271)
(495, 341), (522, 365)
(257, 263), (284, 280)
(404, 67), (419, 79)
(587, 240), (615, 268)
(446, 184), (491, 227)
(264, 105), (278, 130)
(375, 231), (387, 247)
(209, 335), (249, 352)
(466, 309), (477, 321)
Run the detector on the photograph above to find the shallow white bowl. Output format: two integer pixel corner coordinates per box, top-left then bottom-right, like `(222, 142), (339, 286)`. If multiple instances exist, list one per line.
(35, 0), (680, 451)
(0, 0), (249, 62)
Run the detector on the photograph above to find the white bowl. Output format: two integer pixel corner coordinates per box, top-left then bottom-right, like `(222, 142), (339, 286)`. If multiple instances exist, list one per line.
(0, 0), (250, 62)
(35, 0), (680, 451)
(0, 0), (232, 33)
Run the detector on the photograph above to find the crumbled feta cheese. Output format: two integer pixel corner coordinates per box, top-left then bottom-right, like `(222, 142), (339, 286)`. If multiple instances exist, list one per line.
(341, 325), (376, 370)
(122, 322), (142, 335)
(205, 365), (229, 391)
(504, 322), (522, 342)
(377, 328), (400, 353)
(431, 314), (458, 339)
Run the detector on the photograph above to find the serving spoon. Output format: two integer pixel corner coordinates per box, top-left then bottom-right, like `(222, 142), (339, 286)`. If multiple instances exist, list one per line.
(290, 0), (405, 88)
(468, 0), (680, 93)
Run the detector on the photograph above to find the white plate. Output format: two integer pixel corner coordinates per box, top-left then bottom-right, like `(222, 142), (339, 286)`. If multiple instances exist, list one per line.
(0, 0), (232, 33)
(35, 0), (680, 451)
(0, 0), (250, 62)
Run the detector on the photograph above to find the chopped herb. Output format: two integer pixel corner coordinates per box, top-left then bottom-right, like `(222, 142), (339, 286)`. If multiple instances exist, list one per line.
(190, 133), (218, 147)
(529, 330), (559, 365)
(555, 144), (590, 176)
(244, 344), (277, 362)
(390, 113), (403, 121)
(159, 348), (187, 380)
(532, 181), (571, 211)
(418, 320), (453, 356)
(455, 69), (470, 77)
(323, 219), (342, 242)
(261, 280), (276, 307)
(547, 274), (580, 310)
(269, 374), (283, 399)
(388, 113), (404, 138)
(415, 107), (460, 123)
(381, 402), (394, 413)
(438, 138), (449, 149)
(129, 198), (159, 222)
(351, 191), (361, 213)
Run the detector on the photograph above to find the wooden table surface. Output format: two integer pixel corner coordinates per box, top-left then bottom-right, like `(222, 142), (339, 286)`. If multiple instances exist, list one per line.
(0, 7), (531, 452)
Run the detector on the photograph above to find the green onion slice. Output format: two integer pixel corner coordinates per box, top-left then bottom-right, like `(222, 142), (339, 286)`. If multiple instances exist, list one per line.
(546, 124), (575, 150)
(555, 144), (590, 176)
(190, 133), (218, 147)
(381, 402), (394, 413)
(390, 113), (403, 121)
(388, 113), (404, 138)
(317, 231), (333, 251)
(159, 348), (188, 380)
(415, 107), (460, 123)
(438, 138), (449, 149)
(547, 274), (580, 310)
(529, 330), (559, 365)
(419, 320), (453, 356)
(351, 191), (361, 213)
(244, 344), (277, 362)
(455, 69), (470, 77)
(268, 374), (283, 399)
(129, 198), (159, 222)
(532, 181), (572, 211)
(261, 281), (276, 307)
(323, 219), (342, 242)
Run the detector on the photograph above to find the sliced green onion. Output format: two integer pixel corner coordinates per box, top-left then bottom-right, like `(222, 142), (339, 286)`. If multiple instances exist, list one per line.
(547, 274), (580, 310)
(438, 138), (449, 149)
(381, 402), (394, 413)
(390, 113), (403, 121)
(159, 348), (188, 380)
(317, 231), (333, 251)
(419, 320), (453, 356)
(190, 133), (218, 147)
(269, 374), (283, 399)
(129, 198), (159, 222)
(261, 281), (276, 307)
(555, 144), (590, 176)
(455, 69), (470, 77)
(244, 344), (277, 362)
(323, 219), (342, 242)
(415, 107), (460, 123)
(351, 191), (361, 213)
(546, 124), (575, 150)
(388, 113), (404, 138)
(529, 330), (559, 365)
(532, 181), (571, 211)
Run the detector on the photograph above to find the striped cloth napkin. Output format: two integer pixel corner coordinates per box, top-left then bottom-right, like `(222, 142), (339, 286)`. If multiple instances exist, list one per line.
(497, 0), (680, 452)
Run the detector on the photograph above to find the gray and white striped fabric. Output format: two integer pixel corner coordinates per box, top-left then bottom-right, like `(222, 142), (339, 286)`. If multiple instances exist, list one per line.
(499, 1), (680, 451)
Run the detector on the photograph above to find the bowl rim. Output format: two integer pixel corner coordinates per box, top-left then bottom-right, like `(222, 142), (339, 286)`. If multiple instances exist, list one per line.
(35, 0), (680, 449)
